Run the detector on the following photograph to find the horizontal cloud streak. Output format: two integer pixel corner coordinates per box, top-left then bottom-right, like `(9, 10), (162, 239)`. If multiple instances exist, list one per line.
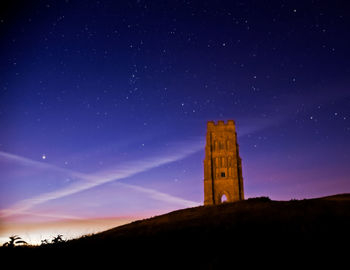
(0, 141), (202, 218)
(0, 151), (89, 180)
(117, 182), (199, 207)
(1, 118), (282, 219)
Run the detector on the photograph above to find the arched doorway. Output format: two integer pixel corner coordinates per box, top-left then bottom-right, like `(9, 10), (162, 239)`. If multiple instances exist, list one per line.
(220, 194), (228, 203)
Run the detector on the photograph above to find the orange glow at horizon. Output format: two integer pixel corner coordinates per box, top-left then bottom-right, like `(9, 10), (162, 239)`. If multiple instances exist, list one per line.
(0, 216), (138, 245)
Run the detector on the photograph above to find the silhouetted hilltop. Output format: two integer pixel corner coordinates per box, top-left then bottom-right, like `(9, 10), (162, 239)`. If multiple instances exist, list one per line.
(2, 194), (350, 268)
(318, 193), (350, 200)
(83, 194), (350, 243)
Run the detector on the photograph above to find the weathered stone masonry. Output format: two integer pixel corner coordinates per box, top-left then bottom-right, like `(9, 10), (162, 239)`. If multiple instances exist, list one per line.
(204, 120), (244, 205)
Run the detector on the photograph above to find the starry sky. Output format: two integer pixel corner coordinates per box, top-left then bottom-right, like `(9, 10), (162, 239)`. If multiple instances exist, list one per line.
(1, 0), (350, 244)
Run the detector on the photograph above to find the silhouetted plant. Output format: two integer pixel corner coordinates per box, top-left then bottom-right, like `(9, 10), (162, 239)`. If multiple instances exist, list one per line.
(3, 235), (27, 247)
(52, 234), (64, 244)
(41, 239), (50, 246)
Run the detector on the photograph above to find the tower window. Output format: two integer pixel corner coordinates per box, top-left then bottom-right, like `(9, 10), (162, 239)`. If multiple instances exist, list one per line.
(221, 172), (226, 177)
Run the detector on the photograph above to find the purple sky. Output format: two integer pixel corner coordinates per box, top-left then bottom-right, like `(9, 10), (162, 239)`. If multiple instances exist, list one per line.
(0, 0), (349, 243)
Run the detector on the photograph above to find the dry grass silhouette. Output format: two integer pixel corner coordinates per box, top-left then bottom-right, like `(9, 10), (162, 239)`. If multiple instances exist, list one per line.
(1, 194), (349, 268)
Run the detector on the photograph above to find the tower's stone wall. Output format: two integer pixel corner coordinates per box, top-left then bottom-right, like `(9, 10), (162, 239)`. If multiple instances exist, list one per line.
(204, 120), (244, 205)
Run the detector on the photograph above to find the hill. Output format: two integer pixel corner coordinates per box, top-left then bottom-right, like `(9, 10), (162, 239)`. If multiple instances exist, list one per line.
(2, 194), (350, 268)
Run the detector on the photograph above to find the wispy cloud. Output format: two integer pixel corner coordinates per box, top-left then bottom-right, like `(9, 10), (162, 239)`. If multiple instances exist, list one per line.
(0, 141), (202, 218)
(1, 116), (285, 219)
(0, 151), (88, 179)
(237, 116), (286, 137)
(117, 182), (199, 207)
(6, 210), (85, 221)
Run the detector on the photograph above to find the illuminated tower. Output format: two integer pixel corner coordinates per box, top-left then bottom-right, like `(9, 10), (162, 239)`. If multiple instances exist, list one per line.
(204, 120), (244, 205)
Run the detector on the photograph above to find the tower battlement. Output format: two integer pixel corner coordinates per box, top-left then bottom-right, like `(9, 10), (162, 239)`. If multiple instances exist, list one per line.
(204, 119), (244, 205)
(207, 120), (235, 127)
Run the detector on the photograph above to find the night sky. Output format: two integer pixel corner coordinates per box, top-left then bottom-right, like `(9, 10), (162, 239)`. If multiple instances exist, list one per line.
(1, 0), (350, 244)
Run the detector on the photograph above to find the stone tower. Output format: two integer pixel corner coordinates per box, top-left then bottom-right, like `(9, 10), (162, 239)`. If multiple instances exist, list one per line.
(204, 120), (244, 205)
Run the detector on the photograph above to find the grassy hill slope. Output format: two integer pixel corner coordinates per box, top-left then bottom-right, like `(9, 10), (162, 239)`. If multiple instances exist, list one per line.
(2, 194), (350, 267)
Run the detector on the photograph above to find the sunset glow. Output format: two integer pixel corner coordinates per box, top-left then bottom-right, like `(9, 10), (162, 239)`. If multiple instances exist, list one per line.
(1, 1), (349, 244)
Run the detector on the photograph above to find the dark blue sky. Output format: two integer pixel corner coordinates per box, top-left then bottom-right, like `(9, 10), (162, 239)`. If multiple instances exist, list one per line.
(0, 0), (349, 243)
